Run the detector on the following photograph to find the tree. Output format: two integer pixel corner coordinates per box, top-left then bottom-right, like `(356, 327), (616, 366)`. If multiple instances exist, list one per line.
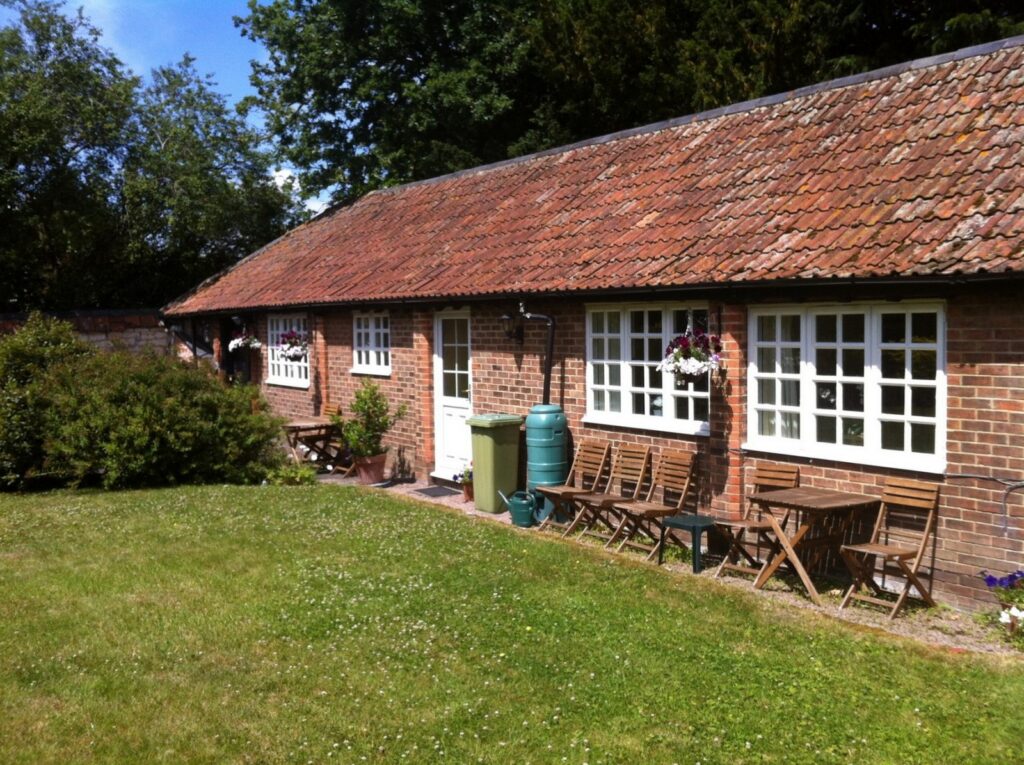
(240, 0), (1024, 204)
(0, 0), (301, 310)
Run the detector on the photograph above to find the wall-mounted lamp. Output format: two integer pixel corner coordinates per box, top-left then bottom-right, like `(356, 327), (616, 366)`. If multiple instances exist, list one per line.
(500, 308), (524, 345)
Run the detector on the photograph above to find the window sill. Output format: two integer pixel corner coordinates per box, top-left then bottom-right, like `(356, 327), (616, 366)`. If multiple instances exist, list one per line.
(350, 366), (391, 377)
(582, 412), (709, 437)
(741, 437), (945, 474)
(266, 378), (310, 390)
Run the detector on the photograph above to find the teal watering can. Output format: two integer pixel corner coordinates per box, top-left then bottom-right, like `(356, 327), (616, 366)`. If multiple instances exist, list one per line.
(498, 490), (537, 528)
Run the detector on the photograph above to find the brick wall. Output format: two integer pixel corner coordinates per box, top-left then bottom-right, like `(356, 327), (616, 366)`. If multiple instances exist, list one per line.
(243, 286), (1024, 610)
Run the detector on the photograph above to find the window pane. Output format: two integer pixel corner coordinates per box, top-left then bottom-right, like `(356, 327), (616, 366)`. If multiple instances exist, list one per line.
(911, 423), (935, 454)
(842, 348), (864, 377)
(443, 374), (456, 397)
(881, 421), (904, 451)
(781, 412), (800, 439)
(842, 418), (864, 446)
(757, 316), (776, 342)
(757, 347), (776, 371)
(693, 374), (709, 392)
(631, 366), (645, 388)
(593, 366), (605, 385)
(693, 310), (709, 333)
(647, 338), (662, 360)
(457, 374), (470, 398)
(593, 390), (605, 411)
(609, 391), (621, 412)
(630, 311), (644, 333)
(648, 311), (662, 333)
(912, 312), (937, 343)
(591, 312), (605, 333)
(591, 338), (604, 359)
(911, 350), (937, 380)
(842, 314), (864, 343)
(781, 379), (800, 407)
(649, 394), (663, 417)
(758, 410), (776, 436)
(609, 365), (621, 386)
(631, 338), (644, 358)
(607, 312), (620, 333)
(817, 348), (837, 376)
(608, 338), (621, 358)
(674, 397), (690, 420)
(693, 398), (709, 421)
(881, 385), (904, 414)
(816, 416), (837, 443)
(780, 348), (801, 374)
(632, 393), (645, 415)
(455, 346), (469, 371)
(881, 349), (905, 379)
(911, 387), (936, 418)
(758, 380), (776, 405)
(649, 368), (662, 388)
(881, 313), (905, 344)
(673, 310), (687, 334)
(815, 382), (835, 409)
(442, 344), (456, 369)
(781, 315), (800, 342)
(816, 314), (837, 343)
(842, 383), (864, 412)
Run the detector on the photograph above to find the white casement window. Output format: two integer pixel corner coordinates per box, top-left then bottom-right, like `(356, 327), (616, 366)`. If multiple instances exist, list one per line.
(267, 314), (310, 388)
(747, 303), (946, 472)
(584, 304), (711, 435)
(352, 312), (391, 375)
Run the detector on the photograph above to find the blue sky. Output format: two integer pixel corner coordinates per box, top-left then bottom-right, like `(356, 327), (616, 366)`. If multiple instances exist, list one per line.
(2, 0), (263, 106)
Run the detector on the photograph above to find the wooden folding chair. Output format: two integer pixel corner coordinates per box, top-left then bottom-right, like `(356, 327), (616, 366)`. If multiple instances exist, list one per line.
(714, 464), (800, 580)
(561, 443), (650, 542)
(838, 477), (940, 619)
(606, 450), (697, 561)
(536, 439), (611, 532)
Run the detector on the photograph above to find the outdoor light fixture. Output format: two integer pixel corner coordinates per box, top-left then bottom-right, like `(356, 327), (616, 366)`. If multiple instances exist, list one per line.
(500, 309), (524, 345)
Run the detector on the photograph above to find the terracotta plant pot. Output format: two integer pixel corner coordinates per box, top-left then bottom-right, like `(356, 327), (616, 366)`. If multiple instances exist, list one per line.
(354, 453), (388, 485)
(462, 483), (474, 503)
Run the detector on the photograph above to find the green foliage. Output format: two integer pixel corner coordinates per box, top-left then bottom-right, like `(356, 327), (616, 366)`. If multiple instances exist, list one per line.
(265, 462), (318, 486)
(338, 380), (407, 458)
(0, 312), (91, 487)
(41, 351), (284, 489)
(240, 0), (1024, 203)
(0, 1), (301, 311)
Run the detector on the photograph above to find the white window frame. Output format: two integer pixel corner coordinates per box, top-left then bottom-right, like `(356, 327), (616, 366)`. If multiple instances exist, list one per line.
(583, 302), (712, 436)
(266, 314), (310, 389)
(745, 301), (946, 473)
(351, 311), (391, 376)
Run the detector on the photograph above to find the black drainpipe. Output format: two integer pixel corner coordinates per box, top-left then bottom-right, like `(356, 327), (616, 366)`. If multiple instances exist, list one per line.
(519, 302), (556, 406)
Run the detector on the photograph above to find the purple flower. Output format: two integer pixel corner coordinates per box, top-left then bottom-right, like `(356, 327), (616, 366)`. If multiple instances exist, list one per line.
(984, 574), (999, 587)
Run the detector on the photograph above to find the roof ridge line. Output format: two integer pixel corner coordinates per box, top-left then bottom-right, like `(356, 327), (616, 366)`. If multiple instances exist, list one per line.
(354, 34), (1024, 200)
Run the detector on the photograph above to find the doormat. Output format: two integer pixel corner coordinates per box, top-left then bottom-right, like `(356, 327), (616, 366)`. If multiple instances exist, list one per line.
(415, 485), (460, 498)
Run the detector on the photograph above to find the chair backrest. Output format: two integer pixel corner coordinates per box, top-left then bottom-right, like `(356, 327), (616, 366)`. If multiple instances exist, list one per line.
(873, 477), (940, 563)
(567, 439), (611, 492)
(606, 443), (651, 500)
(645, 449), (697, 512)
(743, 464), (799, 518)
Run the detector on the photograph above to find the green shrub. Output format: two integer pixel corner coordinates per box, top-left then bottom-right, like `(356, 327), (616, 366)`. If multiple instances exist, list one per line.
(0, 314), (92, 488)
(338, 380), (407, 458)
(42, 352), (285, 489)
(265, 463), (318, 486)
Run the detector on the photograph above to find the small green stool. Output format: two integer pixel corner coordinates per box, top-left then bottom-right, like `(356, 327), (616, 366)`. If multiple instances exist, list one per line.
(660, 514), (717, 573)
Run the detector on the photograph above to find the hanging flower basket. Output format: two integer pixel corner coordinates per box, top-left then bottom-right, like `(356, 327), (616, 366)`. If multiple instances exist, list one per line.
(279, 329), (308, 360)
(228, 332), (261, 352)
(656, 329), (723, 386)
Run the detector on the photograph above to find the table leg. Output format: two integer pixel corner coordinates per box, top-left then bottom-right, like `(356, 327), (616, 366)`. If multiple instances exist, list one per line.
(691, 528), (704, 574)
(755, 516), (824, 606)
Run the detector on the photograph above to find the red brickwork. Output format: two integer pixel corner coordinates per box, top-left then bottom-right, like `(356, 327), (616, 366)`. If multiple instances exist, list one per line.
(245, 285), (1024, 610)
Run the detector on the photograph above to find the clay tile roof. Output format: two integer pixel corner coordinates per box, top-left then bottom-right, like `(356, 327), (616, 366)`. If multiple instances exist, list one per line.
(165, 36), (1024, 317)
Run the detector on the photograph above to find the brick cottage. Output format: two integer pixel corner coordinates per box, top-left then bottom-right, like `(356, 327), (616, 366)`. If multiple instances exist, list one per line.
(165, 38), (1024, 609)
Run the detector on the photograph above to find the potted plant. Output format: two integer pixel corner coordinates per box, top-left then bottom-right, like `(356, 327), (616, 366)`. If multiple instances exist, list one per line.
(453, 464), (473, 502)
(981, 569), (1024, 636)
(338, 380), (407, 485)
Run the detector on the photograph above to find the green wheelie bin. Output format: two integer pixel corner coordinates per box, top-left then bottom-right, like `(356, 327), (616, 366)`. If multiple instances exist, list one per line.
(466, 414), (524, 513)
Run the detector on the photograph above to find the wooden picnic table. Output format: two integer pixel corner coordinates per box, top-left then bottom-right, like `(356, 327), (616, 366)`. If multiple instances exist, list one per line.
(283, 418), (351, 474)
(748, 486), (881, 606)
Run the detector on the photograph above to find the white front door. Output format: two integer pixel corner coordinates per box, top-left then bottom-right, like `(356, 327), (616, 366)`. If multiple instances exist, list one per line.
(433, 311), (472, 479)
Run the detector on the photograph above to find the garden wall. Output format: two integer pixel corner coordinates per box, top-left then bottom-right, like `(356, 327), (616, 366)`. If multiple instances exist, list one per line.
(0, 310), (171, 354)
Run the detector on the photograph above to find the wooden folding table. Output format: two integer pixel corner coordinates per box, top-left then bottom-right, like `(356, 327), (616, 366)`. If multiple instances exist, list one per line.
(747, 486), (880, 606)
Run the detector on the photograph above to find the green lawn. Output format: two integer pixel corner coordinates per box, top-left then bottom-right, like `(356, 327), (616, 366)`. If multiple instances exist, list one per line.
(1, 486), (1021, 764)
